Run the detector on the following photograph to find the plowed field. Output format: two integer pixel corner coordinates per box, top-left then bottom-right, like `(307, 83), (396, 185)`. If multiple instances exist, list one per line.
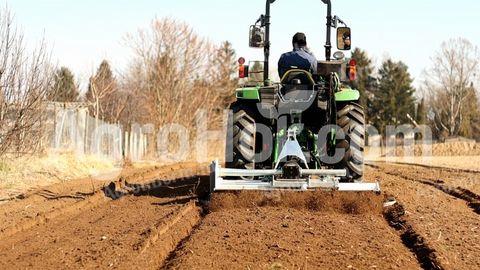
(1, 162), (479, 270)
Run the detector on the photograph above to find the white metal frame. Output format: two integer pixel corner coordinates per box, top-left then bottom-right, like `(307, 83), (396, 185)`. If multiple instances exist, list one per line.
(210, 160), (380, 192)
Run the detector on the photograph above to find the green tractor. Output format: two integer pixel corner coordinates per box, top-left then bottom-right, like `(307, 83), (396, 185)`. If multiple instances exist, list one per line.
(211, 0), (379, 192)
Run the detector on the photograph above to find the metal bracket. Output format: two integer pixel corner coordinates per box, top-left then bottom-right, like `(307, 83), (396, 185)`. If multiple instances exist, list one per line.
(332, 15), (348, 28)
(274, 130), (309, 169)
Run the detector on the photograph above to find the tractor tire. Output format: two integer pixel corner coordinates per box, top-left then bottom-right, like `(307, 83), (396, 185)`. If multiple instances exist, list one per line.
(225, 103), (258, 171)
(336, 102), (365, 182)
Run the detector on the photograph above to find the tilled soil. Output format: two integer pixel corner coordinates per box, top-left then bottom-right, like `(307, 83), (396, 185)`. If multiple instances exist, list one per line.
(0, 196), (200, 269)
(371, 162), (480, 195)
(0, 162), (479, 269)
(0, 163), (207, 270)
(165, 192), (420, 270)
(366, 163), (480, 269)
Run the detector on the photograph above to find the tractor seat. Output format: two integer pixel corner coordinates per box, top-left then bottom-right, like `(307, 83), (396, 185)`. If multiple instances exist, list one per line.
(280, 69), (315, 86)
(280, 69), (315, 96)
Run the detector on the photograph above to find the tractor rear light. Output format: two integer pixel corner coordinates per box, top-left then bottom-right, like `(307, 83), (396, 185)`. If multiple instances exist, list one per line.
(348, 59), (357, 81)
(238, 57), (249, 78)
(239, 65), (247, 78)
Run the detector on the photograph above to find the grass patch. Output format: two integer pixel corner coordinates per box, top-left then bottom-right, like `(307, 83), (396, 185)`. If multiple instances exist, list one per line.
(0, 161), (10, 172)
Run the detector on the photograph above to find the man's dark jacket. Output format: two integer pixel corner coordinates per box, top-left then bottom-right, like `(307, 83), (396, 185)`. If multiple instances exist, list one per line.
(278, 47), (317, 78)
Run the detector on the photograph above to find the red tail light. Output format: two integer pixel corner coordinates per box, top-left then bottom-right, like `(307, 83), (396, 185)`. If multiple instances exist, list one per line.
(348, 59), (357, 81)
(238, 57), (248, 78)
(239, 65), (246, 78)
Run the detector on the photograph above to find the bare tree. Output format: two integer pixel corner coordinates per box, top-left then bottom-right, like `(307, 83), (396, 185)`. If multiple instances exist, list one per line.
(118, 61), (151, 126)
(0, 8), (54, 156)
(124, 18), (229, 128)
(423, 38), (480, 139)
(86, 60), (119, 123)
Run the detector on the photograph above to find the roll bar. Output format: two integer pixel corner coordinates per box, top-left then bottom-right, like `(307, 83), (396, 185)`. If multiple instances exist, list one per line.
(263, 0), (333, 83)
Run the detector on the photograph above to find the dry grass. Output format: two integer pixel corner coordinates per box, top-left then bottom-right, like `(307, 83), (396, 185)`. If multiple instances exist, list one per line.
(366, 155), (480, 171)
(366, 142), (480, 170)
(366, 142), (480, 158)
(0, 150), (120, 199)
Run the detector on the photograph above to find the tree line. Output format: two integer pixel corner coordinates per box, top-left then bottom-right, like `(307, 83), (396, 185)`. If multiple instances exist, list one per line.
(351, 38), (480, 142)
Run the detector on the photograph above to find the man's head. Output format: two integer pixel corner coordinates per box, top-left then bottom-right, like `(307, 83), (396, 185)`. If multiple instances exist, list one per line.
(292, 32), (307, 48)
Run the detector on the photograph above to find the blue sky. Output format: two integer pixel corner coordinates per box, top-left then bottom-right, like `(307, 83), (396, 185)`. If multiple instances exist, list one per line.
(4, 0), (480, 87)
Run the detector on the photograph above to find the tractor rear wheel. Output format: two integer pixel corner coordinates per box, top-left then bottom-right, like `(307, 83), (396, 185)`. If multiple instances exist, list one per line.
(336, 102), (365, 182)
(225, 102), (258, 171)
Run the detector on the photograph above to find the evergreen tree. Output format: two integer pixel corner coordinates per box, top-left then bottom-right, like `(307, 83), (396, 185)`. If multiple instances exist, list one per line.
(370, 59), (416, 134)
(86, 60), (116, 102)
(458, 85), (480, 139)
(49, 67), (79, 102)
(85, 60), (117, 102)
(350, 48), (375, 109)
(215, 41), (237, 85)
(213, 41), (238, 106)
(416, 98), (427, 125)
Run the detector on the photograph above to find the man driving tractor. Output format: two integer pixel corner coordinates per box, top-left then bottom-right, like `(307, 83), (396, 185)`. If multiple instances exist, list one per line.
(213, 0), (379, 193)
(277, 32), (318, 78)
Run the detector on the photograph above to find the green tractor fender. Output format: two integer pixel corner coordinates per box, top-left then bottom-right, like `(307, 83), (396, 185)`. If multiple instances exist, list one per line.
(335, 87), (360, 102)
(235, 86), (260, 100)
